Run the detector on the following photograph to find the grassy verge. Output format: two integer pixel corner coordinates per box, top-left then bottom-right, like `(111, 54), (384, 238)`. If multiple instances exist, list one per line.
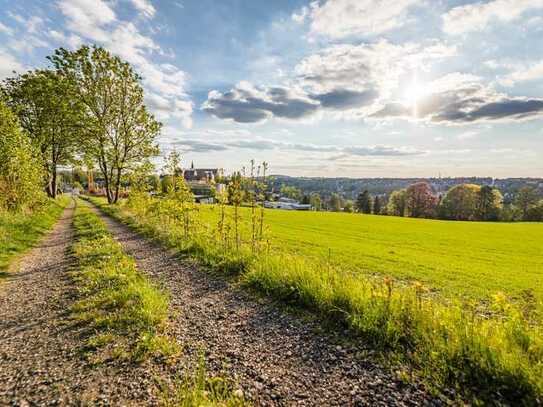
(0, 195), (70, 279)
(71, 200), (179, 362)
(86, 195), (543, 404)
(159, 355), (249, 407)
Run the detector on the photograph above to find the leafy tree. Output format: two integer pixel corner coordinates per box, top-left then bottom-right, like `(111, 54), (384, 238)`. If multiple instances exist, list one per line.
(0, 100), (43, 211)
(49, 46), (160, 203)
(161, 175), (173, 194)
(440, 184), (480, 220)
(329, 193), (342, 212)
(387, 189), (407, 216)
(477, 185), (503, 221)
(343, 200), (354, 213)
(525, 200), (543, 221)
(356, 190), (372, 213)
(515, 187), (539, 220)
(3, 69), (83, 198)
(373, 196), (382, 214)
(406, 182), (437, 218)
(301, 195), (310, 205)
(309, 193), (322, 211)
(280, 184), (301, 200)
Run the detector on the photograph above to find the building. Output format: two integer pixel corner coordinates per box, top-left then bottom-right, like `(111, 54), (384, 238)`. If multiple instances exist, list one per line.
(264, 197), (312, 210)
(183, 162), (222, 183)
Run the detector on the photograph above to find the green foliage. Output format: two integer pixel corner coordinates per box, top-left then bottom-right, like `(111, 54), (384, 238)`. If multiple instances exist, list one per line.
(387, 189), (407, 216)
(356, 190), (372, 213)
(71, 201), (178, 362)
(3, 69), (83, 198)
(160, 355), (249, 407)
(48, 45), (160, 204)
(516, 187), (540, 220)
(477, 185), (503, 221)
(343, 200), (354, 213)
(0, 100), (44, 211)
(328, 192), (342, 212)
(280, 184), (301, 200)
(309, 193), (322, 211)
(440, 184), (481, 220)
(373, 196), (382, 214)
(0, 196), (69, 276)
(90, 195), (543, 404)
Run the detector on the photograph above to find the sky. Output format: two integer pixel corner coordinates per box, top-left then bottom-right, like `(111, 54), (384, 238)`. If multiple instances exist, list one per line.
(1, 0), (542, 178)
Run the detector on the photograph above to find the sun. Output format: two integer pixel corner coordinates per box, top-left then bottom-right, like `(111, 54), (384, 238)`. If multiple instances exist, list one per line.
(403, 80), (429, 106)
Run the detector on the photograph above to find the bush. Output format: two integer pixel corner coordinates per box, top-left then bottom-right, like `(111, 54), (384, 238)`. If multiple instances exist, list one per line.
(0, 100), (44, 211)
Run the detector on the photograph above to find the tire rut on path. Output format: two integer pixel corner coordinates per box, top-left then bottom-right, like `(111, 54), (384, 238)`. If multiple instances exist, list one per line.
(89, 202), (438, 407)
(0, 200), (159, 406)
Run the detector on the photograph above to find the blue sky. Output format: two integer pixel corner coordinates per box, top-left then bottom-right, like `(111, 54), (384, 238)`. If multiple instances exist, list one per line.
(1, 0), (542, 177)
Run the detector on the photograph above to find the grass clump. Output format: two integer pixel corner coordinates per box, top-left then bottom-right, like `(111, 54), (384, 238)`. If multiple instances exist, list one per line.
(0, 196), (69, 278)
(71, 200), (179, 362)
(160, 355), (249, 407)
(87, 195), (543, 404)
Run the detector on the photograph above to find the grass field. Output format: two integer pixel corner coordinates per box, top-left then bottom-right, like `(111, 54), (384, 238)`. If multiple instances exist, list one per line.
(0, 196), (70, 279)
(197, 205), (543, 302)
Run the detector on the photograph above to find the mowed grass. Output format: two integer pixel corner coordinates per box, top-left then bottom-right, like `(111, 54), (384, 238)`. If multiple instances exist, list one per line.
(0, 196), (70, 278)
(197, 205), (543, 302)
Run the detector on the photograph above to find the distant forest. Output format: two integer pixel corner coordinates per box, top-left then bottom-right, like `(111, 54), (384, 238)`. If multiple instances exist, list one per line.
(269, 175), (543, 203)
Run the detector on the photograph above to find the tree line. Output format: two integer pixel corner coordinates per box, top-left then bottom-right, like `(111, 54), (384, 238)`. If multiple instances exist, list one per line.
(1, 45), (160, 212)
(303, 182), (541, 222)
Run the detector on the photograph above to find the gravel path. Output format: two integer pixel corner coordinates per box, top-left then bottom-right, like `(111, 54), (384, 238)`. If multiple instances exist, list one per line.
(0, 200), (160, 406)
(89, 202), (439, 406)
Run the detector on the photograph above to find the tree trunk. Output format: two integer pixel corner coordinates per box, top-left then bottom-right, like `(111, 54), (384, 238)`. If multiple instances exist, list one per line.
(113, 168), (122, 204)
(51, 164), (58, 199)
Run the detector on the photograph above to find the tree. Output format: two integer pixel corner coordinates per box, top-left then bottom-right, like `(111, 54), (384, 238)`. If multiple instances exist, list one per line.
(373, 196), (382, 214)
(3, 69), (83, 198)
(309, 193), (322, 211)
(477, 185), (503, 221)
(525, 200), (543, 221)
(0, 100), (43, 211)
(48, 46), (160, 203)
(301, 195), (310, 205)
(440, 184), (480, 220)
(387, 189), (407, 216)
(515, 187), (539, 220)
(356, 190), (372, 213)
(329, 193), (342, 212)
(406, 182), (437, 218)
(343, 200), (354, 213)
(280, 184), (301, 200)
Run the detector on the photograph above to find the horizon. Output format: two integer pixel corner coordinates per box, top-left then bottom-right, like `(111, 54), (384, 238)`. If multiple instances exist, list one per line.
(1, 0), (542, 178)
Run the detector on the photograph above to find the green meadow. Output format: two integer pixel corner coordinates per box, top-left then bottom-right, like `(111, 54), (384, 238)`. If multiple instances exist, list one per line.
(198, 205), (543, 302)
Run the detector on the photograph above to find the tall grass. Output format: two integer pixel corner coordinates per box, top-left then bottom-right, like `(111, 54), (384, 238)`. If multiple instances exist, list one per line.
(0, 195), (69, 277)
(87, 195), (543, 404)
(159, 354), (249, 407)
(71, 200), (179, 362)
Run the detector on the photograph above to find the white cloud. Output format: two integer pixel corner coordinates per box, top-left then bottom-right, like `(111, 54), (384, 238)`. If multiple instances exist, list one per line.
(499, 61), (543, 87)
(58, 0), (116, 42)
(0, 48), (25, 79)
(0, 21), (14, 35)
(443, 0), (543, 35)
(295, 40), (456, 98)
(56, 0), (192, 128)
(291, 6), (309, 23)
(307, 0), (419, 38)
(130, 0), (156, 18)
(48, 30), (82, 49)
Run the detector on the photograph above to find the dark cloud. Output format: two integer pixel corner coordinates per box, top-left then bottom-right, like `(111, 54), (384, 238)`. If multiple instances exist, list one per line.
(310, 89), (378, 109)
(372, 81), (543, 124)
(202, 85), (319, 123)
